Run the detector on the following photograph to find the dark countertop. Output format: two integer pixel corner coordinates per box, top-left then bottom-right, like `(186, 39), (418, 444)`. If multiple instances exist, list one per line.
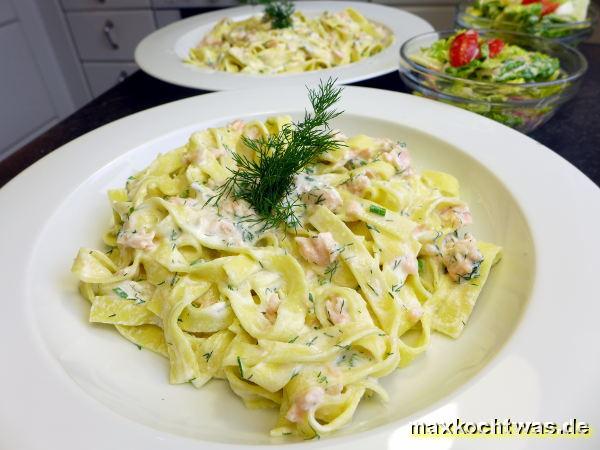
(1, 43), (599, 189)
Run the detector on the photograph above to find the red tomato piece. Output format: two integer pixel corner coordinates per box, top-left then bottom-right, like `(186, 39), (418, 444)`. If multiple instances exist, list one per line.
(541, 0), (560, 15)
(488, 38), (505, 58)
(521, 0), (560, 15)
(449, 30), (481, 67)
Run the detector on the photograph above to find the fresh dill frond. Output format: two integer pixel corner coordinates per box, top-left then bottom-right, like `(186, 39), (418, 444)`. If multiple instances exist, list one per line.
(209, 78), (344, 231)
(264, 0), (294, 29)
(242, 0), (295, 29)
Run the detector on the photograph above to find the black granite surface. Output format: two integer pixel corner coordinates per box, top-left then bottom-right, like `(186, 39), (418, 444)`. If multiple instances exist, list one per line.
(1, 44), (598, 189)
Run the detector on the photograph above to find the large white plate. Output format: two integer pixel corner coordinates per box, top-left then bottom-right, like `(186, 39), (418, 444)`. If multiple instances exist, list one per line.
(134, 1), (432, 91)
(1, 86), (599, 450)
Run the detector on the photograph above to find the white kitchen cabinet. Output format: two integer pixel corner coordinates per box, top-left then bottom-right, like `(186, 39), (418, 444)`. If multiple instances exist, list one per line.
(0, 0), (15, 23)
(0, 21), (57, 155)
(61, 0), (151, 10)
(84, 61), (138, 96)
(67, 10), (156, 61)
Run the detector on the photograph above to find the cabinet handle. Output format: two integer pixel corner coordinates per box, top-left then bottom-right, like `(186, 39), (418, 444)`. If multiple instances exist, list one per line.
(103, 20), (119, 50)
(117, 70), (128, 83)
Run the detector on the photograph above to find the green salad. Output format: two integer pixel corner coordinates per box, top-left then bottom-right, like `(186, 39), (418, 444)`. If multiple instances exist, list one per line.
(409, 29), (564, 129)
(463, 0), (592, 39)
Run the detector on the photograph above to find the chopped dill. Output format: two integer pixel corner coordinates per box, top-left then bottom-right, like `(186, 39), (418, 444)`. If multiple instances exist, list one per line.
(323, 259), (339, 283)
(366, 223), (380, 233)
(305, 336), (318, 347)
(112, 287), (128, 299)
(237, 356), (245, 379)
(317, 371), (328, 384)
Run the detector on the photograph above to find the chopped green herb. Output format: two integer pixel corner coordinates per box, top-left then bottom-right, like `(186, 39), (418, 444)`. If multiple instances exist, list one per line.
(366, 223), (380, 233)
(207, 79), (344, 231)
(366, 282), (378, 294)
(369, 205), (386, 216)
(305, 336), (318, 347)
(323, 259), (339, 283)
(317, 372), (328, 384)
(112, 287), (128, 299)
(335, 343), (351, 350)
(237, 356), (245, 379)
(243, 0), (295, 29)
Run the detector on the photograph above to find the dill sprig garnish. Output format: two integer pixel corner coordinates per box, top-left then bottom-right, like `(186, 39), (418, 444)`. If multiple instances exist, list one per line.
(209, 78), (344, 231)
(243, 0), (295, 29)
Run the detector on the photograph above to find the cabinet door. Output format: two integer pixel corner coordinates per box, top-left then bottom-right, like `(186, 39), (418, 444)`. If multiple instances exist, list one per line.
(0, 22), (56, 155)
(0, 0), (16, 24)
(84, 62), (138, 97)
(67, 10), (156, 61)
(61, 0), (151, 10)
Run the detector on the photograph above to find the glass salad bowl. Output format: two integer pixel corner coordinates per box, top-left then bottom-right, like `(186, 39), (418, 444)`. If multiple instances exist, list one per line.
(398, 29), (587, 133)
(455, 0), (598, 46)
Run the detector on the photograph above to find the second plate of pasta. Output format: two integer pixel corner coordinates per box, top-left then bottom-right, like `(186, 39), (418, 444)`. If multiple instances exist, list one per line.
(135, 1), (433, 90)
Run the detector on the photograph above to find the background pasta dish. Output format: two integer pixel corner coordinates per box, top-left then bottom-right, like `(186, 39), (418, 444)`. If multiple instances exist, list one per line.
(186, 7), (393, 74)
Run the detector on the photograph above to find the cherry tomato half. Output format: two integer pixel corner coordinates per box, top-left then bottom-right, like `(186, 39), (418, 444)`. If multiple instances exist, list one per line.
(488, 38), (505, 58)
(521, 0), (560, 15)
(541, 0), (560, 15)
(449, 30), (481, 67)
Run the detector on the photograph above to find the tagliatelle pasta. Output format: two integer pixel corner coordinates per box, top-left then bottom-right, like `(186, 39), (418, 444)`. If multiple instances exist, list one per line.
(72, 116), (501, 439)
(186, 8), (393, 75)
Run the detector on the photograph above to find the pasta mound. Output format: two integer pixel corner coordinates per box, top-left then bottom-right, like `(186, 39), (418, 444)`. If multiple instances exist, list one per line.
(72, 116), (501, 439)
(186, 8), (393, 74)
